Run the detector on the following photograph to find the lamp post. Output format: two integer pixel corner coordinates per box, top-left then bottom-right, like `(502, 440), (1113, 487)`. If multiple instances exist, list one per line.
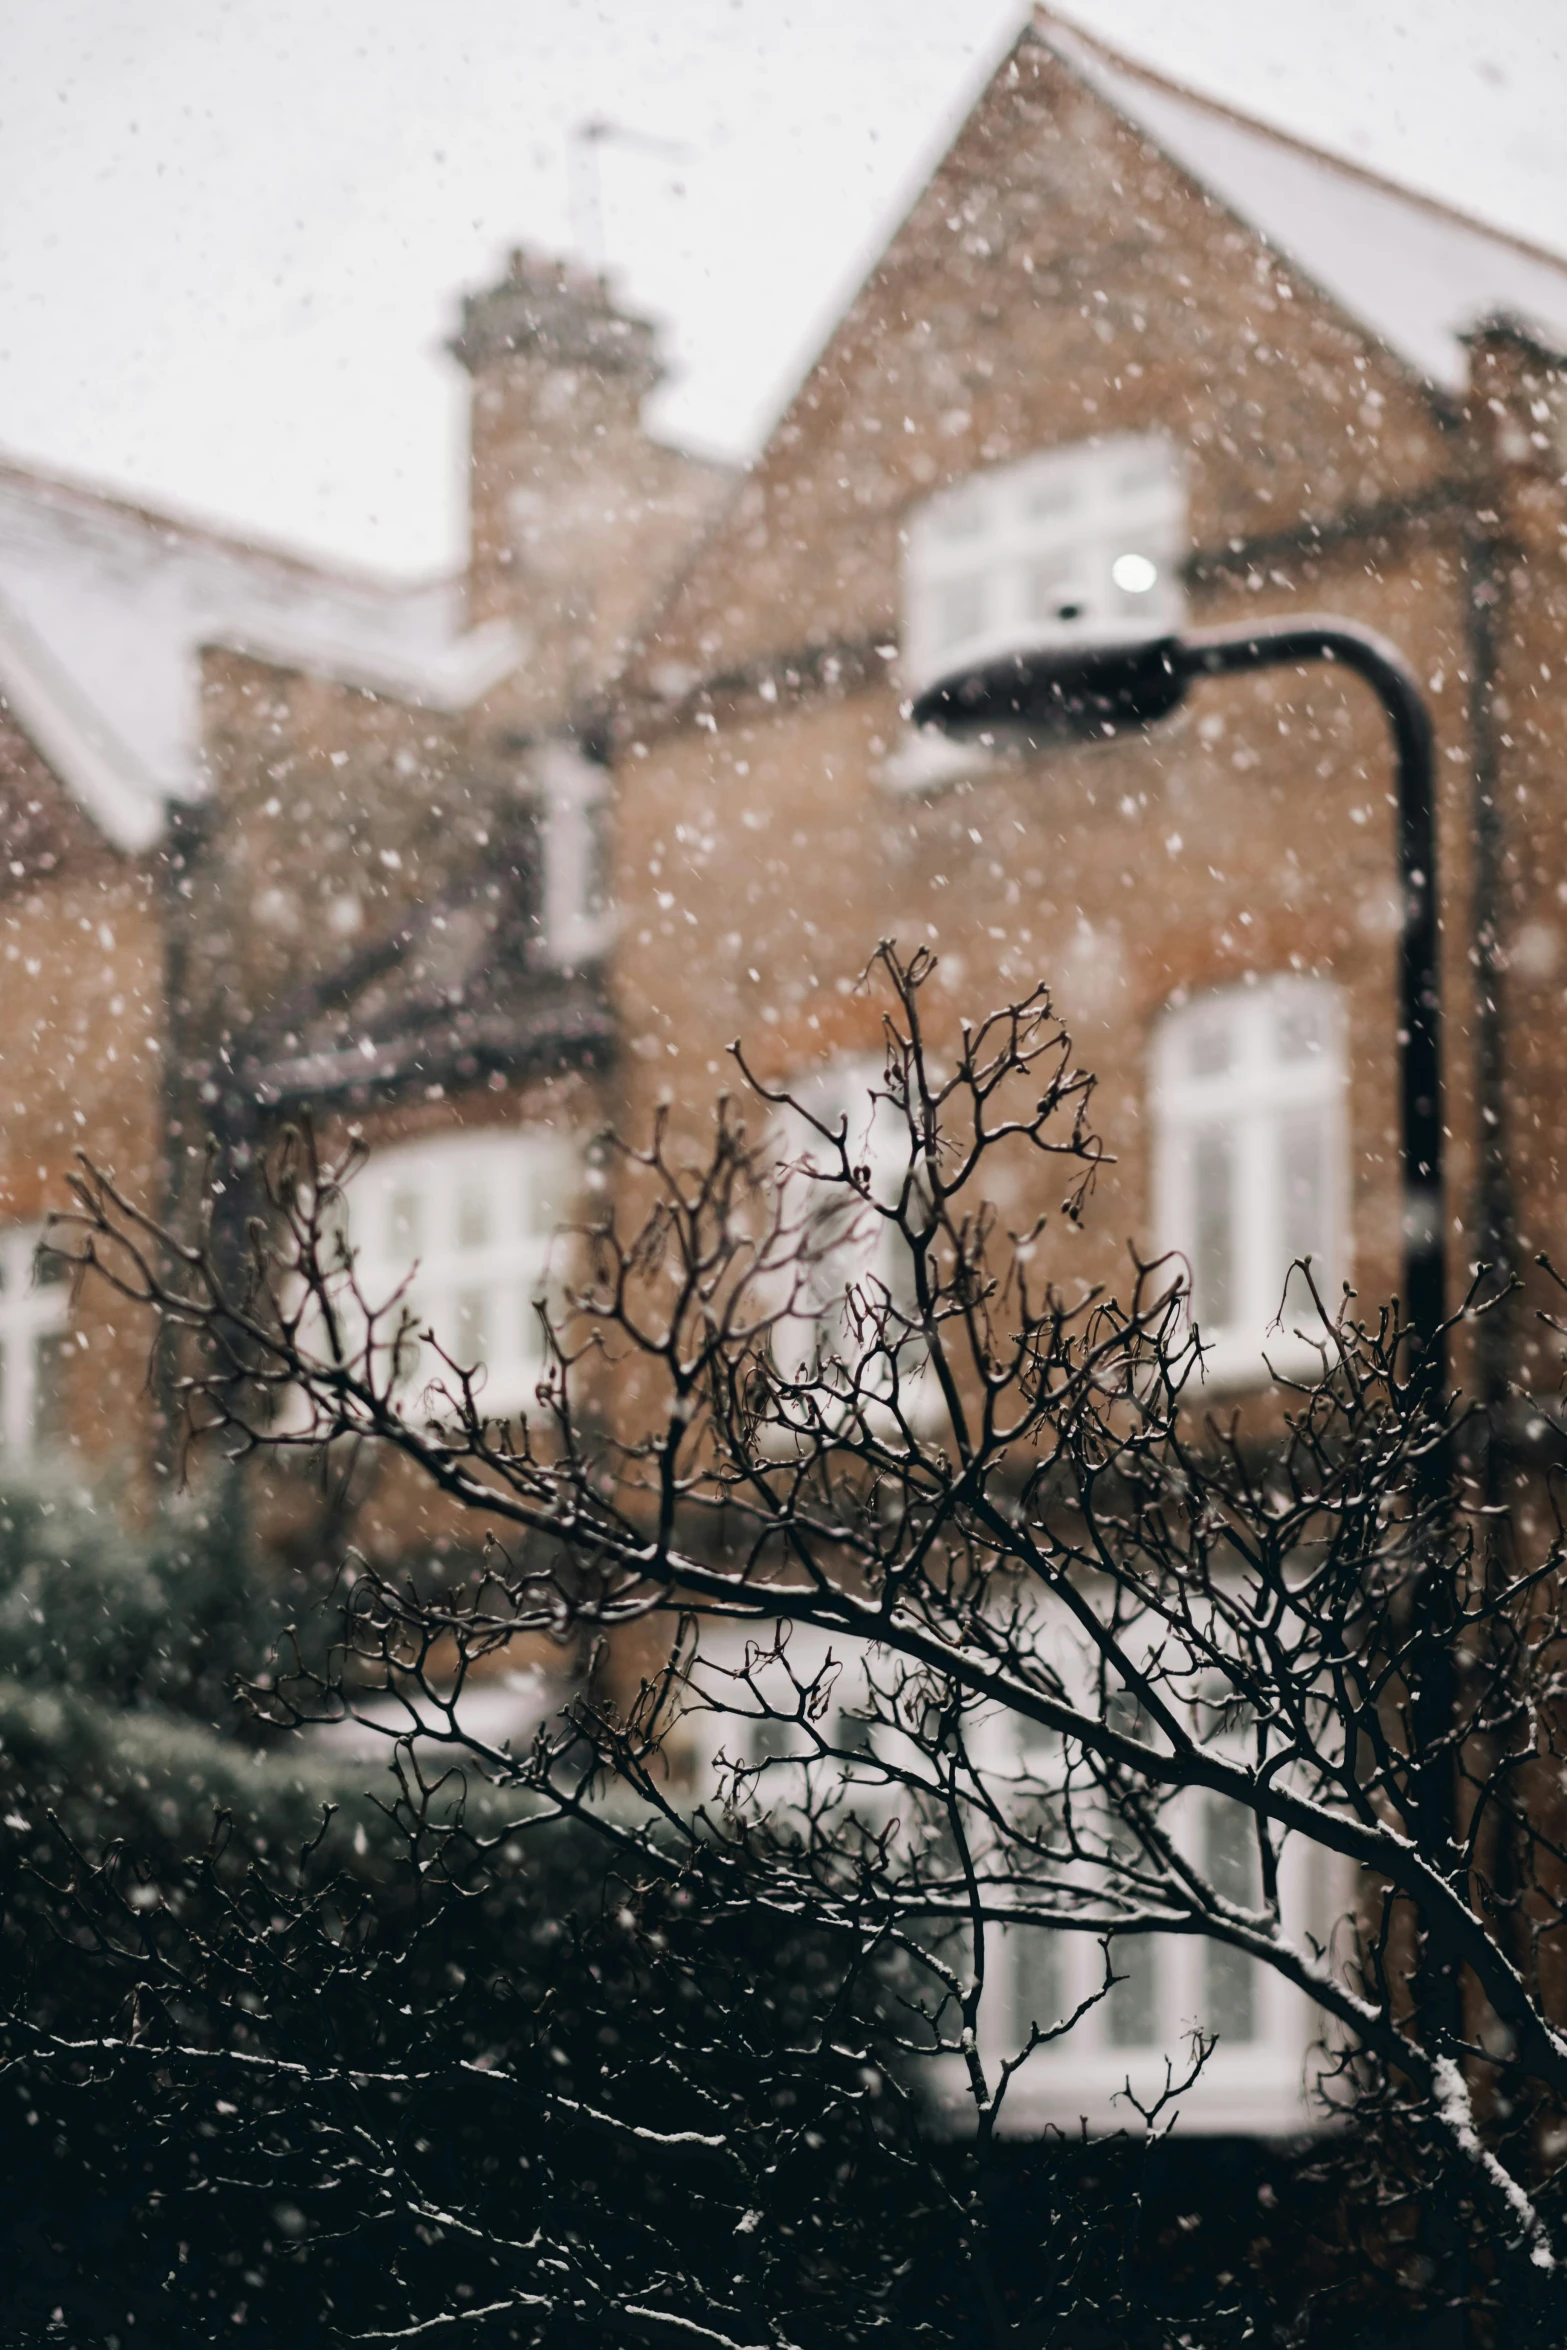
(914, 614), (1461, 2045)
(911, 615), (1447, 1394)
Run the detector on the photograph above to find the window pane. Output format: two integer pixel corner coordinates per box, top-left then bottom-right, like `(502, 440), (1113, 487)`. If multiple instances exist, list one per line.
(1277, 997), (1325, 1062)
(392, 1321), (423, 1386)
(1188, 1008), (1233, 1078)
(1279, 1113), (1328, 1265)
(33, 1328), (72, 1455)
(1025, 471), (1076, 518)
(883, 1226), (921, 1331)
(456, 1290), (489, 1364)
(1205, 1796), (1256, 1903)
(1206, 1937), (1257, 2043)
(1279, 1111), (1331, 1329)
(1203, 1799), (1258, 2044)
(775, 1070), (914, 1384)
(1190, 1125), (1237, 1329)
(751, 1711), (801, 1765)
(580, 799), (610, 922)
(1106, 1936), (1159, 2046)
(523, 1158), (563, 1236)
(1105, 1689), (1147, 1743)
(802, 1186), (862, 1327)
(1026, 562), (1084, 624)
(457, 1187), (490, 1250)
(389, 1189), (422, 1258)
(832, 1704), (875, 1758)
(935, 574), (986, 648)
(33, 1246), (69, 1289)
(319, 1192), (351, 1272)
(1117, 448), (1170, 495)
(934, 487), (986, 540)
(1014, 1926), (1061, 2033)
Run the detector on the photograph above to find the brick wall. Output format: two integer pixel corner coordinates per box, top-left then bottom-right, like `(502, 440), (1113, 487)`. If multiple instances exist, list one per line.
(607, 36), (1503, 1411)
(0, 711), (167, 1491)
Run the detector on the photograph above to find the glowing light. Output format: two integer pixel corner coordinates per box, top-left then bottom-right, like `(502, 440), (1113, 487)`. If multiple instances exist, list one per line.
(1112, 552), (1159, 594)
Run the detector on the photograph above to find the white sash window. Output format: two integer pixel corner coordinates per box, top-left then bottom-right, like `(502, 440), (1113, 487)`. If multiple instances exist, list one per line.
(1152, 979), (1347, 1387)
(1003, 1781), (1323, 2138)
(687, 1619), (1334, 2143)
(0, 1224), (71, 1467)
(770, 1059), (926, 1409)
(900, 433), (1188, 708)
(341, 1131), (573, 1418)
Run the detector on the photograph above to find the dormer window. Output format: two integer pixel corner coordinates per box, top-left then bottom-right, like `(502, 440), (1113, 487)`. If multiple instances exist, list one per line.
(900, 433), (1188, 710)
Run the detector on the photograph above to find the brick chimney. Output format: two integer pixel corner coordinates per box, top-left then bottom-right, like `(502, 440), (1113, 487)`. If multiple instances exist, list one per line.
(452, 249), (725, 730)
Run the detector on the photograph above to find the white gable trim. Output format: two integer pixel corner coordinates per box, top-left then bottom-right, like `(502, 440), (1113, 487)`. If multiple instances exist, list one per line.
(208, 615), (520, 713)
(1039, 17), (1567, 395)
(0, 591), (165, 853)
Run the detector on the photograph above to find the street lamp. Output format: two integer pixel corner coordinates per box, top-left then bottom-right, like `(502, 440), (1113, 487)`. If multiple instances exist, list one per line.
(915, 608), (1459, 2042)
(911, 615), (1447, 1393)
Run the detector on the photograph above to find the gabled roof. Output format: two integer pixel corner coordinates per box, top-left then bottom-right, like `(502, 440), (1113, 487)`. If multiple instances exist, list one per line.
(1039, 15), (1567, 392)
(619, 17), (1567, 705)
(0, 462), (516, 854)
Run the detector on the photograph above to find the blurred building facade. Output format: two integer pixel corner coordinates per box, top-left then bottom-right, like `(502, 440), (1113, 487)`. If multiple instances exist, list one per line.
(3, 10), (1567, 2127)
(0, 252), (731, 1529)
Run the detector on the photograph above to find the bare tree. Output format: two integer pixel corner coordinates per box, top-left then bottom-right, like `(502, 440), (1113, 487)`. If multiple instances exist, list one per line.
(51, 944), (1567, 2342)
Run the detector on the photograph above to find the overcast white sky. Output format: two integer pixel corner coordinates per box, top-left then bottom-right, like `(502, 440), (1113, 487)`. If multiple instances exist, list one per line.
(0, 0), (1563, 580)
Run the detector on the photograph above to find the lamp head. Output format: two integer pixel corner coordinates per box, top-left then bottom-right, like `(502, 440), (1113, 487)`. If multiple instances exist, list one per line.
(909, 631), (1188, 744)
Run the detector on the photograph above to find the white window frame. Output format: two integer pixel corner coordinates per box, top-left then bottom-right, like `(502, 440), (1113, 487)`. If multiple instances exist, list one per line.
(989, 1766), (1334, 2141)
(1152, 977), (1348, 1389)
(343, 1130), (574, 1419)
(984, 1625), (1335, 2143)
(0, 1222), (71, 1468)
(900, 432), (1188, 708)
(531, 737), (613, 969)
(682, 1613), (1338, 2143)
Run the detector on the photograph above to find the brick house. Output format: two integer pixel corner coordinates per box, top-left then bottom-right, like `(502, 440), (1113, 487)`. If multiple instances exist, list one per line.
(4, 9), (1567, 2133)
(0, 258), (728, 1534)
(0, 454), (523, 1496)
(601, 16), (1567, 2129)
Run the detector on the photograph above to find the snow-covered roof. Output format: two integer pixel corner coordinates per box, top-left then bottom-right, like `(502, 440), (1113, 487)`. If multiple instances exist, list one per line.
(1041, 17), (1567, 393)
(0, 464), (516, 854)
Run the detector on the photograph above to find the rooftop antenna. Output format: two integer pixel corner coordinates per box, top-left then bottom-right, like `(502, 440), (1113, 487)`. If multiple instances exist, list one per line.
(568, 117), (691, 273)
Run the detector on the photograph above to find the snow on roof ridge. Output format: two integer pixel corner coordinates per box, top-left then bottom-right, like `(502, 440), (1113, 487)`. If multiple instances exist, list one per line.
(1034, 10), (1567, 392)
(0, 449), (453, 601)
(0, 591), (164, 853)
(1035, 10), (1567, 284)
(0, 453), (488, 845)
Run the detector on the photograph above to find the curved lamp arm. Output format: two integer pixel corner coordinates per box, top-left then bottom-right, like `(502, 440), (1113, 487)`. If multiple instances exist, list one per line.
(1173, 619), (1444, 1389)
(912, 614), (1446, 1383)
